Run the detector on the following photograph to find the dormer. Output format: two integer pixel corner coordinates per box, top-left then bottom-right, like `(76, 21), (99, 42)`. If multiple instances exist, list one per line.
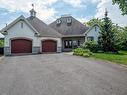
(67, 18), (72, 23)
(67, 18), (72, 26)
(56, 19), (62, 26)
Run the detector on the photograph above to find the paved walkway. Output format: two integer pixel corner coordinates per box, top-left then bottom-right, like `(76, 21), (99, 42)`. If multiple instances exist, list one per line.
(0, 53), (127, 95)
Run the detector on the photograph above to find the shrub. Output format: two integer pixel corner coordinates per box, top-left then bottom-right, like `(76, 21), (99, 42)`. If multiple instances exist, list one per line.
(73, 48), (93, 57)
(83, 41), (99, 53)
(0, 39), (4, 47)
(83, 53), (90, 57)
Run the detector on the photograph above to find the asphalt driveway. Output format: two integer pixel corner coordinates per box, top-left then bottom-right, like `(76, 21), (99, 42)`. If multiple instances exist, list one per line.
(0, 53), (127, 95)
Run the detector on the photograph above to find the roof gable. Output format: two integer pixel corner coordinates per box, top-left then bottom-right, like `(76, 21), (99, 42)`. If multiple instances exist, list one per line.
(0, 15), (38, 35)
(84, 24), (100, 35)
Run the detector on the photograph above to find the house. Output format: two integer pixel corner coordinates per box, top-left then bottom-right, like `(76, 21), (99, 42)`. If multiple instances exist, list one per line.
(0, 8), (100, 55)
(49, 15), (100, 51)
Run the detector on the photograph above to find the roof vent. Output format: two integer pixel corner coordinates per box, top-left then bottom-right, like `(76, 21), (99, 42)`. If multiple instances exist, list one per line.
(30, 9), (36, 17)
(30, 4), (36, 18)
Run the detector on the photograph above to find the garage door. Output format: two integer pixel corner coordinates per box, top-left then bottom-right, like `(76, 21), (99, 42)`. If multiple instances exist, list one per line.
(42, 40), (57, 52)
(11, 39), (32, 53)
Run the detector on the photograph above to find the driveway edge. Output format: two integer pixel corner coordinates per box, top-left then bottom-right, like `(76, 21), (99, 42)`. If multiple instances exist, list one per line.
(0, 56), (4, 63)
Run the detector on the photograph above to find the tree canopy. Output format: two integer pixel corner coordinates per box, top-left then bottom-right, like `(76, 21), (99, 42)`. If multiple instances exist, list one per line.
(85, 18), (102, 26)
(112, 0), (127, 15)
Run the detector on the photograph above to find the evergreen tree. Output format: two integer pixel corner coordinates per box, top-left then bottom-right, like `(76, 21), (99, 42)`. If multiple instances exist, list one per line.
(98, 9), (117, 52)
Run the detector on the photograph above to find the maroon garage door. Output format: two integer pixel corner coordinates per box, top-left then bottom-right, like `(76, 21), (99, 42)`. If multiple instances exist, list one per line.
(42, 40), (57, 52)
(11, 39), (32, 53)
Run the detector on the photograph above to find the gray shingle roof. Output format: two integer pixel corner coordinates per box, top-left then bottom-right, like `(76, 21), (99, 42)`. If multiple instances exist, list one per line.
(49, 16), (89, 36)
(27, 17), (62, 38)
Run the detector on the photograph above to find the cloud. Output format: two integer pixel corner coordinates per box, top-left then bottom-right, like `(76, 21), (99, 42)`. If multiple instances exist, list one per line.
(62, 0), (83, 7)
(0, 0), (57, 23)
(0, 0), (88, 24)
(0, 0), (127, 27)
(0, 33), (4, 38)
(95, 0), (127, 26)
(76, 15), (93, 24)
(91, 0), (101, 4)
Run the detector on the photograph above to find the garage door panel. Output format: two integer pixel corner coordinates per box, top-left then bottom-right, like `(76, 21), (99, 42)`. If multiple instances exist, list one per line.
(11, 39), (32, 53)
(42, 40), (57, 52)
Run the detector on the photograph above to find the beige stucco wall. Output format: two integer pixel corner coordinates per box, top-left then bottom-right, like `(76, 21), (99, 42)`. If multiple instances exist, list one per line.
(4, 20), (39, 47)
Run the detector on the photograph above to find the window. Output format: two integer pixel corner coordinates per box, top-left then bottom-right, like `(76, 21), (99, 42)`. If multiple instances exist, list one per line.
(77, 40), (80, 46)
(67, 18), (72, 26)
(67, 23), (72, 26)
(95, 26), (97, 32)
(21, 22), (23, 28)
(56, 19), (61, 26)
(87, 36), (94, 41)
(67, 18), (72, 23)
(73, 40), (77, 46)
(64, 40), (72, 48)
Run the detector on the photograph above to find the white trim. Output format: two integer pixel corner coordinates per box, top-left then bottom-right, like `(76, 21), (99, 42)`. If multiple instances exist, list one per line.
(84, 24), (100, 35)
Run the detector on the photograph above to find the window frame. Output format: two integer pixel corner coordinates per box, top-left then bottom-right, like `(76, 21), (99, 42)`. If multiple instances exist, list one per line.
(64, 40), (72, 48)
(87, 36), (94, 41)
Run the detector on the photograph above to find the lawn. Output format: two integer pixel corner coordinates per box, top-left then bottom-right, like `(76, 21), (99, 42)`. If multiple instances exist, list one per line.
(91, 51), (127, 65)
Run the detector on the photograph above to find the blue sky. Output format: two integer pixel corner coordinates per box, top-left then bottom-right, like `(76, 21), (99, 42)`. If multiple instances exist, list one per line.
(0, 0), (127, 34)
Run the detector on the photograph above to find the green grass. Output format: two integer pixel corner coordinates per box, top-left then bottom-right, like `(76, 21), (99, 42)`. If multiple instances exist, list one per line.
(91, 51), (127, 65)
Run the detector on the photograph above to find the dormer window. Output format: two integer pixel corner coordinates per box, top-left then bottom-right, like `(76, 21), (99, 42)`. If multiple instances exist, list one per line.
(57, 19), (61, 24)
(67, 18), (72, 23)
(56, 19), (61, 26)
(67, 18), (72, 26)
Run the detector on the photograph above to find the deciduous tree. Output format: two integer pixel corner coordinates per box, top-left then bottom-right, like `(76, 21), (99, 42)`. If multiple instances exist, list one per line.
(112, 0), (127, 15)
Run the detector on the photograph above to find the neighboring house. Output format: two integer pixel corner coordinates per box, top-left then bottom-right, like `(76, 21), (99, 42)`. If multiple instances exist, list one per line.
(0, 8), (100, 55)
(84, 24), (100, 42)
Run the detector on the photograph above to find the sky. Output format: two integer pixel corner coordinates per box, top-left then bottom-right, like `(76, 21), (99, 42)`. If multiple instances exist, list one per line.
(0, 0), (127, 38)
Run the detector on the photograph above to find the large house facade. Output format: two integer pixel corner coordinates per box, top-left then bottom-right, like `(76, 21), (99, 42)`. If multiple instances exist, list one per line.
(0, 8), (100, 55)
